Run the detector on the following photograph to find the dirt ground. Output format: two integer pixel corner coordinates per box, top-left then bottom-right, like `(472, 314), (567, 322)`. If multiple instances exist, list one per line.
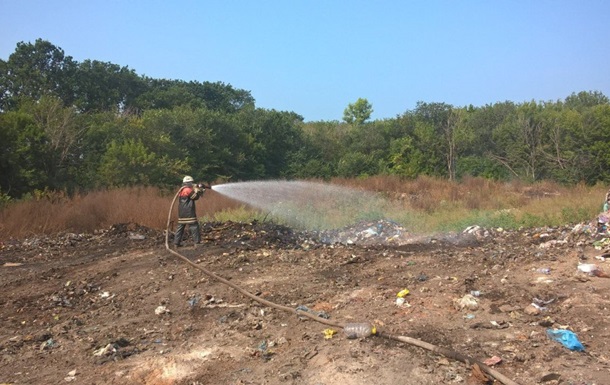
(2, 219), (610, 385)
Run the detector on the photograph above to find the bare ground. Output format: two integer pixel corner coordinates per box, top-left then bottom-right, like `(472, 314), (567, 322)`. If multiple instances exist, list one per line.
(1, 220), (610, 385)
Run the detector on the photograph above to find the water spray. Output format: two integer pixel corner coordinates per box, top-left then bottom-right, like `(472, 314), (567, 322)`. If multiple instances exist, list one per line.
(211, 180), (390, 230)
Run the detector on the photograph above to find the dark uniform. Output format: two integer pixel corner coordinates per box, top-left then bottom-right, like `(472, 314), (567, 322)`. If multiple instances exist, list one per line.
(174, 181), (204, 247)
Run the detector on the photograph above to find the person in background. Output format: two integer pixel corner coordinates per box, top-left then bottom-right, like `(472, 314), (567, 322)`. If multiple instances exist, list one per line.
(174, 175), (205, 248)
(604, 189), (610, 212)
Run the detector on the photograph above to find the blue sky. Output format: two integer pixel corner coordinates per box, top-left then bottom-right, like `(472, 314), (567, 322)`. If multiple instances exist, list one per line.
(1, 1), (609, 122)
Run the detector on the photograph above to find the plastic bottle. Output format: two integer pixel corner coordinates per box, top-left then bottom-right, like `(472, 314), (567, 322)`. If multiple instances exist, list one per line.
(577, 263), (599, 274)
(343, 323), (376, 339)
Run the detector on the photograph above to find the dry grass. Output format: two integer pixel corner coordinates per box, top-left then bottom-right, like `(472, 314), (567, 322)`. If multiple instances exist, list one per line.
(328, 176), (606, 233)
(0, 187), (243, 239)
(1, 176), (607, 239)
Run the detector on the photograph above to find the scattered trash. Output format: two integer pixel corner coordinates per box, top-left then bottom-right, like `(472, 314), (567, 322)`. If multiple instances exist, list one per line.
(524, 297), (554, 315)
(483, 355), (502, 366)
(524, 304), (542, 315)
(471, 363), (490, 383)
(571, 222), (593, 235)
(296, 305), (330, 319)
(154, 306), (170, 315)
(343, 322), (376, 339)
(317, 220), (407, 245)
(546, 329), (585, 351)
(463, 225), (489, 239)
(64, 369), (77, 382)
(128, 232), (146, 240)
(489, 320), (509, 329)
(395, 289), (410, 306)
(93, 343), (116, 356)
(255, 339), (274, 360)
(3, 262), (23, 267)
(39, 338), (56, 351)
(187, 295), (200, 307)
(577, 263), (609, 277)
(536, 268), (551, 274)
(323, 329), (337, 339)
(99, 291), (111, 299)
(454, 294), (479, 311)
(539, 240), (567, 249)
(258, 340), (268, 351)
(533, 297), (555, 307)
(463, 314), (476, 320)
(361, 227), (379, 238)
(538, 316), (555, 327)
(470, 290), (481, 297)
(533, 275), (553, 284)
(592, 237), (610, 249)
(578, 263), (599, 274)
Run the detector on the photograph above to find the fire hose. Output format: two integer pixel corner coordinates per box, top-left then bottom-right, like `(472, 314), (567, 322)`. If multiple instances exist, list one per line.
(164, 187), (521, 385)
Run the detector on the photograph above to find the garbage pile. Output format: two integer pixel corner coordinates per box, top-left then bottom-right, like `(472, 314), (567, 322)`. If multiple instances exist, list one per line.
(0, 222), (162, 256)
(200, 221), (311, 250)
(315, 219), (417, 246)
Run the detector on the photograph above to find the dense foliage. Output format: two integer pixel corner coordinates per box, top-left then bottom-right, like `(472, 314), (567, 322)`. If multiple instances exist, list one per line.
(1, 39), (610, 199)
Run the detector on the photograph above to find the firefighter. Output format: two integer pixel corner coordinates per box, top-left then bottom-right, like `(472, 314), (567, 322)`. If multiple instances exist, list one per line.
(174, 175), (205, 248)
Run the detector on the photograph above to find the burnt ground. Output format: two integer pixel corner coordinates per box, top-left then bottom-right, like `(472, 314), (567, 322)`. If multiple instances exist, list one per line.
(1, 220), (610, 385)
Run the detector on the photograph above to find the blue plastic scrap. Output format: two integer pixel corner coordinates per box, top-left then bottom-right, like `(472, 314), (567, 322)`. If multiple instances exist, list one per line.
(546, 329), (585, 351)
(296, 304), (330, 319)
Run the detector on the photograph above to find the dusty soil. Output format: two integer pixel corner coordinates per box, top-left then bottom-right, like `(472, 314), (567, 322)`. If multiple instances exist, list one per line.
(1, 220), (610, 385)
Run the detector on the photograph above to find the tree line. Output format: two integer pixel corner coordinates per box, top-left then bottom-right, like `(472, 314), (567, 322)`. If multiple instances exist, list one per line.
(1, 39), (609, 200)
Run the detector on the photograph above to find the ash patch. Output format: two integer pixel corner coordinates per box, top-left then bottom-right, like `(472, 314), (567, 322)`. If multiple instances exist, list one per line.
(200, 221), (311, 250)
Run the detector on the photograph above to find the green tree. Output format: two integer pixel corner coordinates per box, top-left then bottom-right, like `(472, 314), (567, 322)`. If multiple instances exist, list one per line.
(287, 120), (346, 178)
(577, 104), (610, 183)
(239, 109), (304, 178)
(0, 111), (51, 196)
(343, 98), (373, 125)
(491, 101), (548, 181)
(20, 96), (85, 190)
(564, 91), (609, 111)
(443, 108), (471, 181)
(387, 135), (422, 178)
(537, 102), (583, 183)
(337, 152), (377, 177)
(0, 39), (77, 110)
(75, 60), (144, 112)
(134, 79), (255, 113)
(98, 139), (187, 187)
(408, 102), (454, 177)
(461, 102), (515, 178)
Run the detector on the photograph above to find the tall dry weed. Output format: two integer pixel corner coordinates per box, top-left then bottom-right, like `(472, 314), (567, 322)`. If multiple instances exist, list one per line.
(1, 177), (608, 239)
(0, 186), (244, 239)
